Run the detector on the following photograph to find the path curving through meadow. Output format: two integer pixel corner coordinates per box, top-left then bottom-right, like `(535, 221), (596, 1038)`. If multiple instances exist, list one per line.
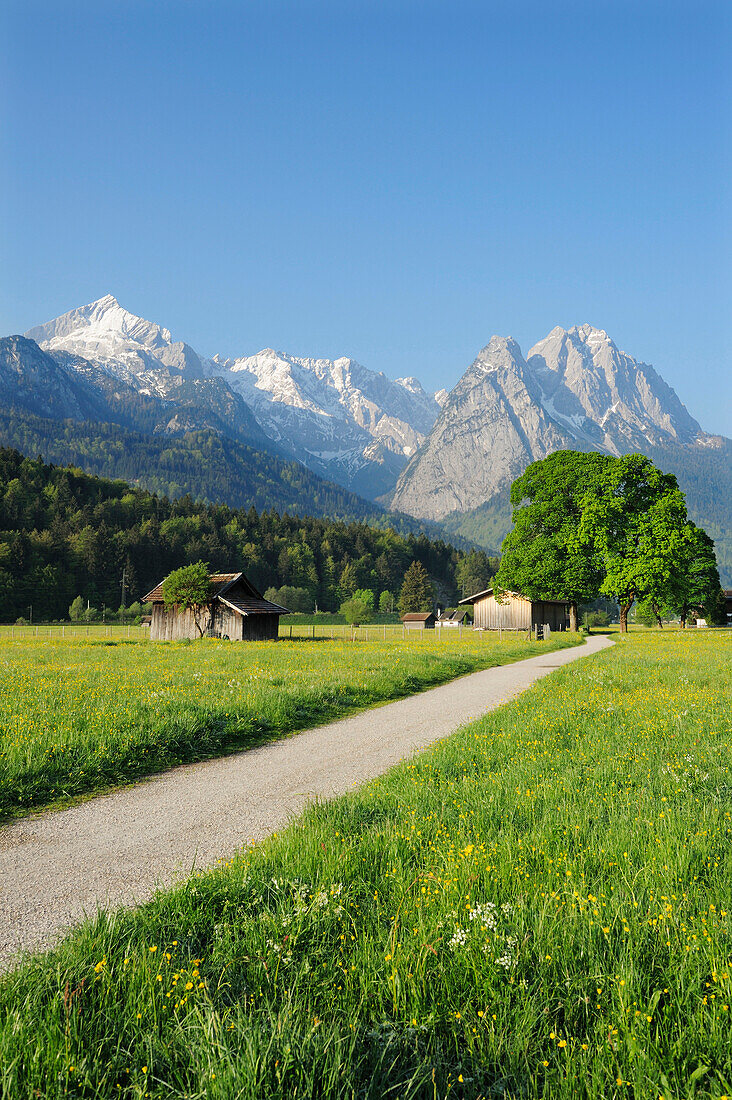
(1, 635), (612, 967)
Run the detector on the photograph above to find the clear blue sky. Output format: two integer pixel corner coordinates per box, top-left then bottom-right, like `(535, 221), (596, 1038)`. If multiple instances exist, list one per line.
(2, 0), (730, 434)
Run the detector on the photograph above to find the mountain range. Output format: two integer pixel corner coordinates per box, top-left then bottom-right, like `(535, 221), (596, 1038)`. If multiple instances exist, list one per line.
(25, 294), (443, 500)
(1, 295), (729, 581)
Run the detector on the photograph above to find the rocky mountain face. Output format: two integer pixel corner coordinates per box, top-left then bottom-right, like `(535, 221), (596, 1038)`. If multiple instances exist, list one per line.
(23, 296), (442, 498)
(390, 337), (574, 519)
(213, 348), (440, 498)
(390, 324), (720, 522)
(0, 334), (270, 452)
(0, 336), (113, 422)
(526, 324), (703, 451)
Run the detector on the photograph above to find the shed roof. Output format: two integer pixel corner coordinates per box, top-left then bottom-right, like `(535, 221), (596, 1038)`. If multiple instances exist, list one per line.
(458, 588), (570, 607)
(443, 607), (470, 621)
(143, 571), (288, 615)
(218, 594), (290, 617)
(402, 612), (435, 622)
(144, 572), (244, 603)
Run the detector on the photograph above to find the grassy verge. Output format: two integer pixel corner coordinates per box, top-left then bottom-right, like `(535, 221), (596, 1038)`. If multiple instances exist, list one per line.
(2, 631), (730, 1098)
(0, 632), (579, 819)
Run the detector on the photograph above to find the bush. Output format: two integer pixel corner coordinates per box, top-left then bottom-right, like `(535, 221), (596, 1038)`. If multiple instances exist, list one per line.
(582, 609), (611, 628)
(339, 596), (372, 625)
(69, 595), (84, 623)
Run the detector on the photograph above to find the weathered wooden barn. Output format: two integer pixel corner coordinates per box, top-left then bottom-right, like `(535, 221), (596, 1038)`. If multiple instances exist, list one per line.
(458, 588), (569, 632)
(143, 572), (290, 641)
(402, 612), (437, 631)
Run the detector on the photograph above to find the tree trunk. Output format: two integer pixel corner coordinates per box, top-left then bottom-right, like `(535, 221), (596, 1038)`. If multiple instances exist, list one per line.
(619, 602), (631, 633)
(652, 601), (663, 629)
(568, 601), (578, 632)
(680, 609), (687, 629)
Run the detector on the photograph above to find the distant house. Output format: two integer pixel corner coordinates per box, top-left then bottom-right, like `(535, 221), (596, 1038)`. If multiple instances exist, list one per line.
(402, 611), (437, 631)
(143, 571), (290, 641)
(438, 607), (471, 627)
(724, 590), (732, 625)
(458, 588), (569, 632)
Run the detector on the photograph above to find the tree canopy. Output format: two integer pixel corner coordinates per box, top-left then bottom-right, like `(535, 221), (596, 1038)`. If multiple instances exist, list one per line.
(667, 522), (721, 628)
(577, 454), (690, 631)
(496, 450), (722, 633)
(496, 451), (611, 629)
(161, 561), (214, 637)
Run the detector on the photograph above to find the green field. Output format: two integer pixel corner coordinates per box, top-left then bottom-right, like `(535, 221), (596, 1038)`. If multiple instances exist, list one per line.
(0, 629), (577, 820)
(1, 630), (730, 1098)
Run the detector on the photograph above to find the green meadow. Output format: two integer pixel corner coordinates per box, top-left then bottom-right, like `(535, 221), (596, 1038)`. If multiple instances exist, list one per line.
(1, 630), (730, 1098)
(0, 630), (578, 819)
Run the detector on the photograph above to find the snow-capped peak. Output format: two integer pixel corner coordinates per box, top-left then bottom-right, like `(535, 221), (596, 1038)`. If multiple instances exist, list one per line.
(26, 294), (172, 351)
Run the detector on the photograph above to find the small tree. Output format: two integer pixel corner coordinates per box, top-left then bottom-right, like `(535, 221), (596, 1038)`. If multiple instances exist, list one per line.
(378, 590), (394, 614)
(340, 596), (372, 625)
(582, 609), (611, 629)
(69, 595), (84, 622)
(667, 522), (721, 628)
(635, 597), (661, 628)
(162, 561), (213, 638)
(399, 561), (434, 615)
(352, 589), (375, 613)
(707, 587), (729, 627)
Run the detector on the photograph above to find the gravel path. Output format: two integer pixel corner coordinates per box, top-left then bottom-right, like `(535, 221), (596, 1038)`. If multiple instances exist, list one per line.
(1, 635), (612, 967)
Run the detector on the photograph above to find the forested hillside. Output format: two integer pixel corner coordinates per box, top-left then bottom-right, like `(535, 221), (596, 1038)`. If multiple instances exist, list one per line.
(0, 448), (493, 622)
(0, 408), (381, 523)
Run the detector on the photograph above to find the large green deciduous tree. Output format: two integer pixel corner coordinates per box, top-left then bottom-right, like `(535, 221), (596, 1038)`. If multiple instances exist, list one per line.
(398, 561), (434, 615)
(495, 451), (611, 631)
(162, 561), (213, 638)
(578, 454), (689, 633)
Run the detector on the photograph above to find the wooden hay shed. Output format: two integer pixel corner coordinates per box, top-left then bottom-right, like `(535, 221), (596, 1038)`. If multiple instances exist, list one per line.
(402, 612), (437, 631)
(143, 572), (290, 641)
(458, 588), (569, 632)
(438, 607), (471, 627)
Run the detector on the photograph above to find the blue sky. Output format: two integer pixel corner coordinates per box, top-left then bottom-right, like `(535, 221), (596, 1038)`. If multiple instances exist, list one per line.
(2, 0), (730, 434)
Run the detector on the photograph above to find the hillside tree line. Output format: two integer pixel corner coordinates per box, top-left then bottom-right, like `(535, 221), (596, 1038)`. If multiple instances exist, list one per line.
(0, 448), (496, 622)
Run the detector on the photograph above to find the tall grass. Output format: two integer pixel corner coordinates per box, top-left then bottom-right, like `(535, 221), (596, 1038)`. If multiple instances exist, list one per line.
(1, 631), (730, 1098)
(0, 631), (577, 819)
